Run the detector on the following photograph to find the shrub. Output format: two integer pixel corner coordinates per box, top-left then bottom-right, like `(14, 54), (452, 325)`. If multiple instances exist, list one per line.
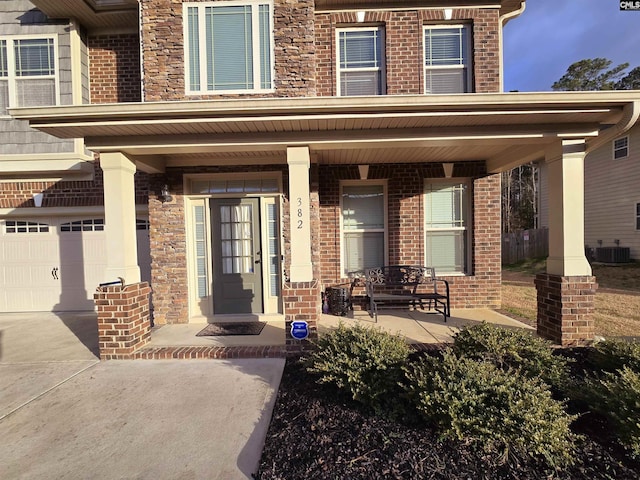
(587, 338), (640, 373)
(452, 322), (570, 389)
(583, 366), (640, 458)
(404, 351), (576, 467)
(303, 323), (411, 414)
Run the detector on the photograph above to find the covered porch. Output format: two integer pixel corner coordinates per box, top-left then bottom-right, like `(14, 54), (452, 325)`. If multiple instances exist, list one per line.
(11, 92), (640, 358)
(130, 307), (531, 359)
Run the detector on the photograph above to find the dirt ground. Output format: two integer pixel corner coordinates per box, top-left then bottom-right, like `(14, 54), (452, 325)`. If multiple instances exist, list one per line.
(501, 261), (640, 338)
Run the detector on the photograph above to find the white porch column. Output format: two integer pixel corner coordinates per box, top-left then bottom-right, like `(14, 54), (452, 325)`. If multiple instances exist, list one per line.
(100, 152), (141, 284)
(545, 139), (592, 276)
(287, 146), (313, 282)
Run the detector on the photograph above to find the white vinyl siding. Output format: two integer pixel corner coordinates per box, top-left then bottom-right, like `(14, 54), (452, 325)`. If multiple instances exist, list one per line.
(341, 183), (386, 274)
(337, 28), (385, 96)
(582, 125), (640, 260)
(423, 25), (471, 94)
(184, 1), (273, 94)
(424, 181), (469, 274)
(614, 136), (629, 160)
(0, 35), (58, 115)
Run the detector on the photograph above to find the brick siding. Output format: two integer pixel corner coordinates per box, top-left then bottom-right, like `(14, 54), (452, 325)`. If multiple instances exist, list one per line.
(318, 163), (501, 309)
(89, 34), (142, 103)
(0, 160), (148, 209)
(95, 282), (152, 359)
(316, 7), (501, 96)
(535, 274), (597, 346)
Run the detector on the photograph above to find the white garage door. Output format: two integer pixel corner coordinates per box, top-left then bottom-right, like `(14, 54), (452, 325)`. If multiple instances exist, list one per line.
(0, 216), (151, 312)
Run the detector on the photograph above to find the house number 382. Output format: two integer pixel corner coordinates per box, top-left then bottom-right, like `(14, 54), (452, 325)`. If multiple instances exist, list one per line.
(296, 197), (304, 229)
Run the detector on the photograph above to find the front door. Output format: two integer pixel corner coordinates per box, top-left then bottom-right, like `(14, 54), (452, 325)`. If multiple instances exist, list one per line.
(210, 198), (263, 314)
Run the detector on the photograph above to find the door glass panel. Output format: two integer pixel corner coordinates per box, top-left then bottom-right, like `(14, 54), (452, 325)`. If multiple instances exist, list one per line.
(219, 204), (254, 274)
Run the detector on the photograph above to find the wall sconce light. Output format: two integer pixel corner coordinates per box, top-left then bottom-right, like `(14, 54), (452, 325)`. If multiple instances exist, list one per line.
(597, 240), (603, 246)
(358, 164), (369, 180)
(33, 192), (44, 208)
(159, 184), (173, 203)
(442, 163), (454, 178)
(356, 11), (365, 22)
(614, 239), (620, 246)
(443, 8), (453, 20)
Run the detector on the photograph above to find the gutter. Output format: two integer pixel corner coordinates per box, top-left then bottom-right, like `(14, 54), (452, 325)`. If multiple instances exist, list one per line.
(586, 100), (640, 153)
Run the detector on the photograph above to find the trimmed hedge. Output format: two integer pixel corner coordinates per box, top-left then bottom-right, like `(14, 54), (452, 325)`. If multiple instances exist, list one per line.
(404, 351), (577, 468)
(303, 323), (411, 414)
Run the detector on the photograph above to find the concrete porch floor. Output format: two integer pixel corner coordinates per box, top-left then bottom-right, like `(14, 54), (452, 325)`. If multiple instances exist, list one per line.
(147, 308), (533, 349)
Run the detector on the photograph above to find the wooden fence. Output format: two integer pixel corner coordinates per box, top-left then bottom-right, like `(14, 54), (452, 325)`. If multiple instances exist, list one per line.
(502, 228), (548, 265)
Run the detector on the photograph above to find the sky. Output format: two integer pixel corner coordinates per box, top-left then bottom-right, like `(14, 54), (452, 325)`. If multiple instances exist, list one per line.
(503, 0), (640, 92)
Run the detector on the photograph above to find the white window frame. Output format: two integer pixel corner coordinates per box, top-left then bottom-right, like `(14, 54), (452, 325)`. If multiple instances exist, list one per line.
(183, 1), (274, 95)
(613, 136), (629, 160)
(424, 179), (471, 275)
(336, 27), (386, 96)
(340, 180), (388, 276)
(423, 24), (472, 94)
(0, 35), (60, 116)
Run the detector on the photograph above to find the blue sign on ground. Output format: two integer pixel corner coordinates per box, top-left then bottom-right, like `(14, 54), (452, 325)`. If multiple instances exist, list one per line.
(290, 321), (309, 340)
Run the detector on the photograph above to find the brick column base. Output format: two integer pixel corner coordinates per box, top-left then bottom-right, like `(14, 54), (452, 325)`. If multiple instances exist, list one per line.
(283, 281), (320, 355)
(94, 282), (151, 359)
(534, 273), (597, 346)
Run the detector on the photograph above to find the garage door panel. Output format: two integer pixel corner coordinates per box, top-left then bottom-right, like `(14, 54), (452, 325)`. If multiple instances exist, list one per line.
(1, 216), (151, 313)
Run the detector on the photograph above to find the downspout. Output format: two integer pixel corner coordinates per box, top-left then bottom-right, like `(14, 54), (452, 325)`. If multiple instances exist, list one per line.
(138, 0), (145, 102)
(498, 1), (526, 93)
(586, 101), (640, 153)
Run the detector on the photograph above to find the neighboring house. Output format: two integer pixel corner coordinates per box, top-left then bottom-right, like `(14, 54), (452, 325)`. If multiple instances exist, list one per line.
(540, 124), (640, 262)
(4, 0), (640, 354)
(0, 0), (150, 312)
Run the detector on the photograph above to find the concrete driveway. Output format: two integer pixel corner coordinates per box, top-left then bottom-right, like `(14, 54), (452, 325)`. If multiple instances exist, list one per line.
(0, 312), (285, 479)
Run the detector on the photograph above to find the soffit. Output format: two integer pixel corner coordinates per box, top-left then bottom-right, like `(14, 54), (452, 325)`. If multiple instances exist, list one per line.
(29, 0), (138, 29)
(11, 92), (640, 172)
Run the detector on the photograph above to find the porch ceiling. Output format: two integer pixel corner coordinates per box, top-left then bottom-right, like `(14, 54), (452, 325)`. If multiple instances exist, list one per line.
(11, 92), (640, 174)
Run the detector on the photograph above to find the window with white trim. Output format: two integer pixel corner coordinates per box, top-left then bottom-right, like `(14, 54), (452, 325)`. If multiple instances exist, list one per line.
(424, 181), (469, 274)
(60, 219), (104, 232)
(184, 1), (273, 94)
(0, 36), (58, 115)
(341, 183), (386, 274)
(423, 25), (471, 94)
(337, 28), (385, 96)
(614, 136), (629, 160)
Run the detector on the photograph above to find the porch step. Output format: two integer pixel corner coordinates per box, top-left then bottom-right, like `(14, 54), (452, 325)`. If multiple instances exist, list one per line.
(131, 345), (291, 360)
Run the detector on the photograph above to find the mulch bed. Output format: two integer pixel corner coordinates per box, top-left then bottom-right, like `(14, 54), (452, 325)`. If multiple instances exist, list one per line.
(255, 358), (640, 480)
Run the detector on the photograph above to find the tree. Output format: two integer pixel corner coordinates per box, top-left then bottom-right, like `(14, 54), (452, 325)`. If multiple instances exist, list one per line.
(551, 58), (629, 91)
(616, 66), (640, 90)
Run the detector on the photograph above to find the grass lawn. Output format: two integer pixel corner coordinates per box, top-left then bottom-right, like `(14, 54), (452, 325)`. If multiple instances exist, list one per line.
(502, 259), (640, 338)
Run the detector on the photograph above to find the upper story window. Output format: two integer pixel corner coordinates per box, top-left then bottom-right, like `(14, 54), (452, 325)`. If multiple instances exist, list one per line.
(184, 1), (273, 94)
(423, 25), (471, 94)
(0, 36), (58, 115)
(337, 28), (385, 96)
(613, 136), (629, 159)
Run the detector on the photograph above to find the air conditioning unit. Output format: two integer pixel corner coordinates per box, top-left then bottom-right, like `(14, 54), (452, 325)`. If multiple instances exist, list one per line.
(595, 247), (630, 263)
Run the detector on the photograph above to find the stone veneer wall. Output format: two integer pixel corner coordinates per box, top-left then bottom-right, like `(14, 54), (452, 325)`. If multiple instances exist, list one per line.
(535, 274), (597, 346)
(318, 163), (501, 309)
(315, 7), (501, 96)
(140, 0), (316, 101)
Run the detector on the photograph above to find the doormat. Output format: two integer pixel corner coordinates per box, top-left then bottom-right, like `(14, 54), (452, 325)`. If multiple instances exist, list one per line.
(196, 322), (267, 337)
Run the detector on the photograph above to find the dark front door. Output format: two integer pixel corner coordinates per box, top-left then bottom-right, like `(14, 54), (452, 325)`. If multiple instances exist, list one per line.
(211, 198), (263, 314)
